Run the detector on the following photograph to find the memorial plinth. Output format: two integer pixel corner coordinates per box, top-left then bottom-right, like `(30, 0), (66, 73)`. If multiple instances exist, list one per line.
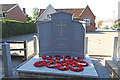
(16, 55), (98, 78)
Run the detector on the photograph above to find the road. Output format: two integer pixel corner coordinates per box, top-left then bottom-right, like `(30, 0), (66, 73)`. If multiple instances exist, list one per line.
(86, 30), (117, 56)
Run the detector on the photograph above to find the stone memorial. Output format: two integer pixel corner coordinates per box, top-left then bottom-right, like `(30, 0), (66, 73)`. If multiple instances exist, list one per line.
(16, 11), (98, 78)
(38, 11), (85, 58)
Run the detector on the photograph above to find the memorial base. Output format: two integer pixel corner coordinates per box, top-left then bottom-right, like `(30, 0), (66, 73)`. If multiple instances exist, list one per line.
(16, 54), (98, 78)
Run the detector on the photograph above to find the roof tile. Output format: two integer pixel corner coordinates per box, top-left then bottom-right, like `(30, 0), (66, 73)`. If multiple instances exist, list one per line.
(38, 8), (84, 19)
(0, 4), (16, 12)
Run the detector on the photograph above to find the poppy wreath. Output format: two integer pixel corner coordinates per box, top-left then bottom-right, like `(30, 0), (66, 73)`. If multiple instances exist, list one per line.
(72, 57), (83, 61)
(53, 55), (63, 60)
(69, 60), (79, 66)
(55, 59), (62, 63)
(77, 61), (89, 67)
(70, 65), (84, 72)
(47, 59), (55, 63)
(64, 56), (71, 60)
(46, 61), (57, 69)
(72, 57), (78, 61)
(57, 63), (70, 71)
(42, 55), (47, 60)
(64, 60), (72, 65)
(34, 61), (46, 67)
(34, 55), (89, 72)
(65, 60), (71, 65)
(42, 55), (53, 60)
(77, 57), (83, 61)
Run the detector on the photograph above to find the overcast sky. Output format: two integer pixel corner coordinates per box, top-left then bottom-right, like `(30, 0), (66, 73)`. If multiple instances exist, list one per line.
(0, 0), (120, 21)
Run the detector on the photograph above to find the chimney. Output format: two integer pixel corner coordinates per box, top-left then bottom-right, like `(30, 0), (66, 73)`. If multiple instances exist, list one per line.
(23, 8), (26, 14)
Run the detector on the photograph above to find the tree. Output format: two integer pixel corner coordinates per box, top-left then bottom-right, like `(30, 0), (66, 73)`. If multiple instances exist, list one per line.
(32, 8), (39, 19)
(26, 14), (32, 22)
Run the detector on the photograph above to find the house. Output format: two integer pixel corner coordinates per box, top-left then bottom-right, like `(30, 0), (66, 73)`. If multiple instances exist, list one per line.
(0, 4), (26, 22)
(35, 4), (96, 32)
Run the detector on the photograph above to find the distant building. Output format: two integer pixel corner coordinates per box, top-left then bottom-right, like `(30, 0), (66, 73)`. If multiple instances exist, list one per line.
(97, 20), (115, 29)
(97, 21), (103, 29)
(35, 4), (96, 32)
(0, 4), (26, 22)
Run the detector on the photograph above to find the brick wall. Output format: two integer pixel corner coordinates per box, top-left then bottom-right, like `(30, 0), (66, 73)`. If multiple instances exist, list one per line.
(5, 6), (26, 22)
(80, 6), (96, 32)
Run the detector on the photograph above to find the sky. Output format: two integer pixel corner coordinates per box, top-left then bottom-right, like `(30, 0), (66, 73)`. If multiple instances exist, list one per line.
(0, 0), (120, 21)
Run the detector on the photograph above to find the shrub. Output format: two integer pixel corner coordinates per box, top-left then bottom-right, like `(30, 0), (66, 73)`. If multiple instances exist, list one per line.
(2, 19), (36, 38)
(112, 21), (120, 28)
(28, 19), (36, 23)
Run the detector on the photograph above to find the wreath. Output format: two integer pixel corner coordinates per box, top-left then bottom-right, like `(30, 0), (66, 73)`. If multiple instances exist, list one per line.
(55, 59), (61, 63)
(77, 61), (89, 67)
(46, 61), (57, 69)
(42, 55), (47, 60)
(64, 56), (71, 61)
(70, 65), (84, 72)
(34, 61), (46, 67)
(42, 55), (53, 60)
(34, 55), (89, 72)
(53, 55), (63, 60)
(57, 63), (69, 71)
(77, 57), (83, 61)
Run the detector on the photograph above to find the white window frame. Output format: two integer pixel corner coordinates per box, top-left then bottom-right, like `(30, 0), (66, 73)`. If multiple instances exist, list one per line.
(83, 17), (91, 26)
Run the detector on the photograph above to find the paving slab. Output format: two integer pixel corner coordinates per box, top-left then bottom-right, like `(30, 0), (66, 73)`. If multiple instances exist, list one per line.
(105, 60), (120, 78)
(91, 57), (111, 78)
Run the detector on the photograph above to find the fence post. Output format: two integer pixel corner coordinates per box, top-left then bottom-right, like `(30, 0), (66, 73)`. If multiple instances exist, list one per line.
(112, 36), (118, 63)
(24, 41), (28, 60)
(33, 35), (37, 55)
(2, 42), (13, 77)
(86, 37), (88, 54)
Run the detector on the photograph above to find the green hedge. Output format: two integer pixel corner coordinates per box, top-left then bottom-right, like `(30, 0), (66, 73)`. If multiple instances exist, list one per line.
(2, 19), (36, 38)
(112, 21), (120, 28)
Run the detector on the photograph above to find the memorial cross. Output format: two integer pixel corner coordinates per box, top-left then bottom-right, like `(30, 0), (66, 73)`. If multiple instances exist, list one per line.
(56, 19), (67, 37)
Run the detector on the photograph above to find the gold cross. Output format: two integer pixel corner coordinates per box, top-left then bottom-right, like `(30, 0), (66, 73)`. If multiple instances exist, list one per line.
(56, 20), (67, 37)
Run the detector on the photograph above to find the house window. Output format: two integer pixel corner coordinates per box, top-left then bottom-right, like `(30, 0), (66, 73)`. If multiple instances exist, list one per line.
(44, 14), (51, 20)
(83, 17), (91, 26)
(47, 14), (51, 18)
(2, 13), (5, 17)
